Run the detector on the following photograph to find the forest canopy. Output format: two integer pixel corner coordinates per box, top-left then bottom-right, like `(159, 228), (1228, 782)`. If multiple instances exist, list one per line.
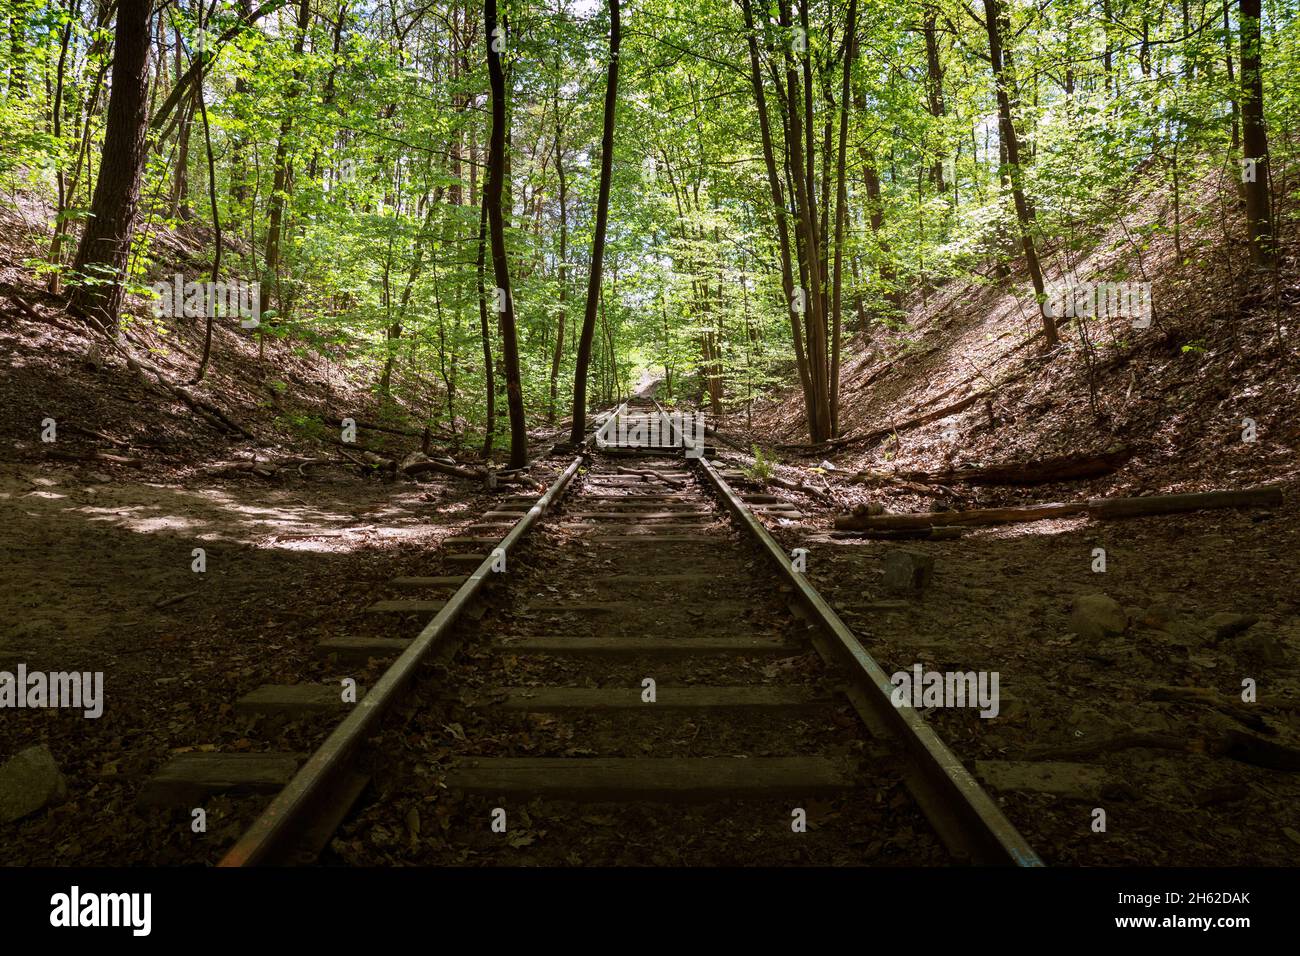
(1, 0), (1293, 457)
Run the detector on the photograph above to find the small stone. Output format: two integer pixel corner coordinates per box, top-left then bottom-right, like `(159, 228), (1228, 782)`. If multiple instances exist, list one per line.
(1070, 594), (1127, 640)
(1207, 612), (1258, 642)
(881, 549), (934, 593)
(87, 472), (112, 484)
(817, 460), (836, 471)
(0, 744), (67, 824)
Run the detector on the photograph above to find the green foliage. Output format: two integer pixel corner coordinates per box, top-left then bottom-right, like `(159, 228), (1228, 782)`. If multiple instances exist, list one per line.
(1, 0), (1295, 450)
(275, 411), (328, 442)
(743, 444), (775, 482)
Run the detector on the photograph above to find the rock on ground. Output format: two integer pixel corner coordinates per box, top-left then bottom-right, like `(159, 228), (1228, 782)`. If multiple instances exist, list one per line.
(882, 549), (935, 593)
(1070, 593), (1127, 640)
(0, 744), (67, 824)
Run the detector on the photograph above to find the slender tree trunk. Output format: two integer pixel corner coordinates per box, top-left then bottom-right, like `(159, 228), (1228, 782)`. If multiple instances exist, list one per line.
(548, 106), (568, 422)
(922, 5), (947, 192)
(192, 71), (223, 383)
(569, 0), (619, 445)
(477, 177), (496, 458)
(1239, 0), (1274, 268)
(783, 0), (830, 441)
(829, 0), (856, 437)
(69, 0), (154, 332)
(262, 0), (312, 318)
(44, 12), (76, 294)
(741, 0), (816, 437)
(1224, 1), (1240, 150)
(169, 89), (196, 220)
(486, 0), (527, 467)
(983, 0), (1057, 347)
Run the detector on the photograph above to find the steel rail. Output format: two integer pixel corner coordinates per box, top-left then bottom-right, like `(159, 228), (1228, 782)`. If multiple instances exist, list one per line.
(694, 453), (1043, 866)
(218, 454), (586, 867)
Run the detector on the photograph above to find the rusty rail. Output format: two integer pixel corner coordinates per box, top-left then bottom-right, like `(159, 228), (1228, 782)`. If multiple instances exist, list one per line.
(218, 454), (585, 866)
(693, 451), (1043, 866)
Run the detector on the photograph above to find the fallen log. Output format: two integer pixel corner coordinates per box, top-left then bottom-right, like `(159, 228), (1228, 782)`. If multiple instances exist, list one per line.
(130, 353), (256, 439)
(837, 500), (1086, 530)
(7, 293), (86, 335)
(401, 453), (539, 488)
(61, 423), (134, 448)
(892, 446), (1135, 486)
(360, 450), (398, 474)
(1087, 486), (1282, 519)
(322, 415), (440, 441)
(767, 474), (835, 503)
(855, 390), (987, 447)
(834, 485), (1283, 531)
(403, 458), (482, 481)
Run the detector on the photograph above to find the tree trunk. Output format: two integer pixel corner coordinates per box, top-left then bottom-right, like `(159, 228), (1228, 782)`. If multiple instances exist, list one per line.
(1223, 1), (1240, 150)
(548, 106), (568, 423)
(486, 0), (527, 468)
(569, 0), (620, 445)
(983, 0), (1057, 347)
(922, 5), (947, 192)
(1239, 0), (1274, 268)
(69, 0), (154, 332)
(829, 0), (856, 437)
(261, 0), (312, 318)
(477, 178), (496, 458)
(782, 0), (831, 442)
(741, 0), (816, 438)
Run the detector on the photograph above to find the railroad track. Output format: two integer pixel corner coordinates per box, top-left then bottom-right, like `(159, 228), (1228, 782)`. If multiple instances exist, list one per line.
(144, 397), (1041, 866)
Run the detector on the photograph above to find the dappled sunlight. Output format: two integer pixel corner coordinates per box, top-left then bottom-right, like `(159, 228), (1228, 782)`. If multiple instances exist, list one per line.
(3, 468), (452, 556)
